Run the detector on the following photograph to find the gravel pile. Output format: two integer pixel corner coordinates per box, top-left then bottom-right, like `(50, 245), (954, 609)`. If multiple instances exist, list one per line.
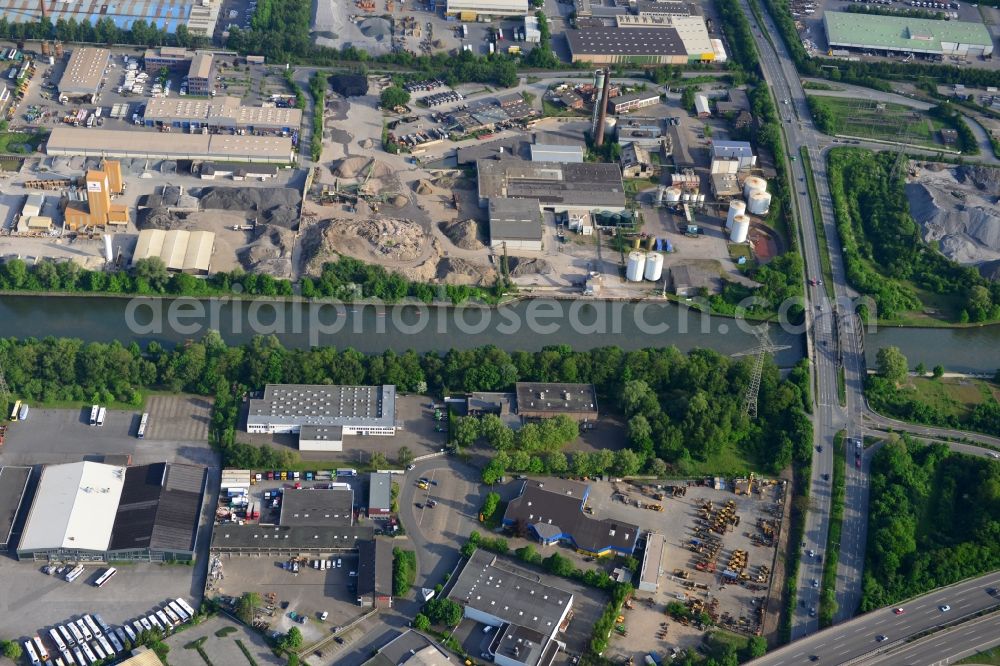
(906, 181), (1000, 266)
(195, 186), (302, 229)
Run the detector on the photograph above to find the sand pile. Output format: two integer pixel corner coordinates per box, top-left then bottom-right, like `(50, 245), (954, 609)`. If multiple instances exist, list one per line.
(905, 182), (1000, 265)
(390, 194), (409, 207)
(436, 257), (496, 285)
(333, 156), (370, 178)
(239, 227), (293, 275)
(414, 179), (440, 195)
(508, 257), (551, 277)
(371, 161), (393, 179)
(439, 219), (483, 250)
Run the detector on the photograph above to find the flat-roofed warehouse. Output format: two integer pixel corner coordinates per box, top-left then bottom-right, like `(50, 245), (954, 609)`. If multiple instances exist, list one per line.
(211, 524), (375, 554)
(638, 532), (666, 592)
(566, 27), (689, 65)
(280, 488), (354, 526)
(448, 549), (574, 641)
(477, 159), (626, 214)
(824, 12), (994, 57)
(445, 0), (528, 18)
(614, 14), (715, 60)
(515, 382), (598, 421)
(357, 537), (394, 608)
(489, 197), (543, 252)
(142, 96), (302, 133)
(0, 466), (31, 550)
(246, 385), (397, 450)
(363, 630), (451, 666)
(17, 461), (207, 562)
(59, 47), (110, 101)
(46, 127), (295, 164)
(132, 229), (215, 275)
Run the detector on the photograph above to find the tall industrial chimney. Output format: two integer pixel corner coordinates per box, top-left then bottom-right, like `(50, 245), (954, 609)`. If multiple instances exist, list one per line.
(590, 68), (605, 135)
(594, 68), (611, 147)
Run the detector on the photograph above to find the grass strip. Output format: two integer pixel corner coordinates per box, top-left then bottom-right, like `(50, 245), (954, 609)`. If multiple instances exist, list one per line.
(819, 431), (846, 627)
(235, 639), (259, 666)
(838, 367), (847, 407)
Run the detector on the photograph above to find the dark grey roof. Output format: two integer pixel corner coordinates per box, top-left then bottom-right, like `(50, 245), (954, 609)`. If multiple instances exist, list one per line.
(503, 479), (640, 554)
(448, 550), (573, 633)
(457, 137), (531, 165)
(489, 198), (542, 242)
(299, 425), (344, 443)
(247, 384), (396, 430)
(211, 524), (374, 551)
(357, 537), (394, 598)
(368, 473), (392, 511)
(566, 27), (687, 56)
(109, 463), (206, 553)
(515, 382), (598, 416)
(635, 0), (695, 15)
(280, 488), (354, 526)
(0, 466), (31, 548)
(478, 160), (626, 209)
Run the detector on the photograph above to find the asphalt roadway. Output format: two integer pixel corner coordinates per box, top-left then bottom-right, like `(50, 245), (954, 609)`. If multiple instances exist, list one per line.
(748, 572), (1000, 665)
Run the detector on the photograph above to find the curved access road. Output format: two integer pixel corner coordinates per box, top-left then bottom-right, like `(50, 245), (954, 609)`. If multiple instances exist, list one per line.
(747, 573), (1000, 665)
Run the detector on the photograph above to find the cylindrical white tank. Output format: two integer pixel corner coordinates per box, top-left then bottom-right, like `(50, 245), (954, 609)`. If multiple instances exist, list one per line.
(743, 176), (767, 199)
(644, 252), (664, 281)
(656, 186), (666, 205)
(682, 192), (692, 202)
(730, 215), (750, 243)
(626, 252), (646, 282)
(748, 191), (772, 215)
(103, 234), (113, 262)
(726, 200), (746, 231)
(664, 187), (682, 203)
(697, 193), (706, 203)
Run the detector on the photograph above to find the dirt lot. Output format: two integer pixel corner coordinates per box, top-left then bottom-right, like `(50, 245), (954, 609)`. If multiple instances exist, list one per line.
(209, 552), (364, 645)
(583, 479), (786, 661)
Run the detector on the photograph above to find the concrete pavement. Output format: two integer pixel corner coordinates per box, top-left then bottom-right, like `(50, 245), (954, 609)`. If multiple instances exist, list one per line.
(748, 572), (1000, 665)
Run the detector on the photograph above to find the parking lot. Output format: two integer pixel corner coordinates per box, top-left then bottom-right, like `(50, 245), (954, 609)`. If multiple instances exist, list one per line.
(0, 556), (202, 637)
(145, 395), (214, 443)
(209, 551), (364, 645)
(165, 614), (284, 666)
(583, 479), (785, 660)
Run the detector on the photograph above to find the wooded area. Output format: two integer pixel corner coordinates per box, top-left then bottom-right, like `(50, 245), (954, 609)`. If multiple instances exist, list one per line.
(827, 148), (1000, 322)
(0, 335), (812, 477)
(861, 437), (1000, 610)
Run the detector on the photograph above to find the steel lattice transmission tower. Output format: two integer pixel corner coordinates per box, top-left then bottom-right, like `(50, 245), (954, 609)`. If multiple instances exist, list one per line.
(732, 326), (791, 418)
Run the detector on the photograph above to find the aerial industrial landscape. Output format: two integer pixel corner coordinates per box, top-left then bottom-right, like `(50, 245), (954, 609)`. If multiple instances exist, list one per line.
(0, 0), (997, 665)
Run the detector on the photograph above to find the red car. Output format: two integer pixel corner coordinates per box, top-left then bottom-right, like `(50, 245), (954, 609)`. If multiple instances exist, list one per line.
(894, 608), (904, 615)
(856, 457), (862, 469)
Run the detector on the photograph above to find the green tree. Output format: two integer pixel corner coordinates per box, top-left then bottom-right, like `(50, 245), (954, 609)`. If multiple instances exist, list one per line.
(279, 627), (303, 651)
(380, 85), (411, 109)
(397, 445), (413, 467)
(133, 256), (170, 292)
(648, 457), (668, 477)
(425, 598), (462, 626)
(1, 640), (22, 660)
(932, 364), (944, 379)
(453, 416), (480, 448)
(481, 491), (501, 520)
(915, 362), (926, 376)
(236, 592), (261, 625)
(371, 451), (388, 469)
(413, 613), (431, 631)
(612, 448), (644, 476)
(876, 346), (908, 385)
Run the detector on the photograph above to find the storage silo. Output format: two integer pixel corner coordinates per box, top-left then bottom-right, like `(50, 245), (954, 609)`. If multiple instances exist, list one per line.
(726, 200), (746, 231)
(626, 252), (646, 282)
(103, 234), (113, 263)
(664, 187), (682, 204)
(645, 236), (656, 251)
(730, 215), (750, 243)
(644, 252), (664, 281)
(748, 191), (772, 216)
(656, 186), (666, 205)
(682, 192), (692, 202)
(743, 176), (767, 199)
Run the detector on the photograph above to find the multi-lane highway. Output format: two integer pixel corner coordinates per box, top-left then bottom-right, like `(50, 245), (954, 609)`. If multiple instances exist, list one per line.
(749, 573), (1000, 665)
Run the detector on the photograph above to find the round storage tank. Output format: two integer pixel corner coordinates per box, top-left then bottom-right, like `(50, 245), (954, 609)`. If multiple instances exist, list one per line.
(682, 192), (692, 202)
(626, 252), (646, 282)
(726, 200), (746, 231)
(730, 215), (750, 243)
(743, 176), (767, 199)
(644, 252), (664, 281)
(697, 193), (706, 203)
(748, 191), (772, 216)
(665, 187), (682, 203)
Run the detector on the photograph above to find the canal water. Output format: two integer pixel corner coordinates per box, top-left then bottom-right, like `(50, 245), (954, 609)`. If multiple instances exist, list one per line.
(0, 295), (996, 373)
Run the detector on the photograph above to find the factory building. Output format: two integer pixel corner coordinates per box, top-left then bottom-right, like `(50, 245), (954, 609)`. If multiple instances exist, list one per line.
(529, 143), (584, 163)
(488, 197), (543, 253)
(186, 53), (215, 96)
(131, 229), (216, 274)
(620, 142), (653, 178)
(211, 524), (374, 554)
(0, 0), (220, 35)
(695, 94), (711, 117)
(824, 12), (993, 57)
(566, 27), (689, 65)
(608, 91), (662, 115)
(357, 538), (394, 608)
(477, 160), (626, 214)
(614, 14), (715, 60)
(142, 96), (301, 133)
(46, 127), (295, 164)
(712, 140), (756, 170)
(638, 532), (666, 592)
(143, 47), (195, 72)
(514, 382), (598, 421)
(17, 461), (207, 562)
(58, 48), (110, 102)
(0, 466), (31, 550)
(449, 549), (572, 663)
(368, 472), (392, 518)
(246, 385), (397, 450)
(503, 478), (640, 556)
(279, 488), (354, 526)
(363, 630), (451, 666)
(63, 160), (129, 231)
(445, 0), (529, 18)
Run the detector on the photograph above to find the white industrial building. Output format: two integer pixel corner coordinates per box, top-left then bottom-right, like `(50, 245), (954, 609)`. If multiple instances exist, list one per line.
(445, 0), (529, 18)
(524, 15), (541, 43)
(529, 143), (584, 163)
(712, 140), (756, 170)
(132, 228), (216, 275)
(695, 93), (711, 117)
(638, 532), (666, 592)
(247, 384), (397, 451)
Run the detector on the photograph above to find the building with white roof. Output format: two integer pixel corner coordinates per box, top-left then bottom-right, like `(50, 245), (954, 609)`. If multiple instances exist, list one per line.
(712, 140), (756, 170)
